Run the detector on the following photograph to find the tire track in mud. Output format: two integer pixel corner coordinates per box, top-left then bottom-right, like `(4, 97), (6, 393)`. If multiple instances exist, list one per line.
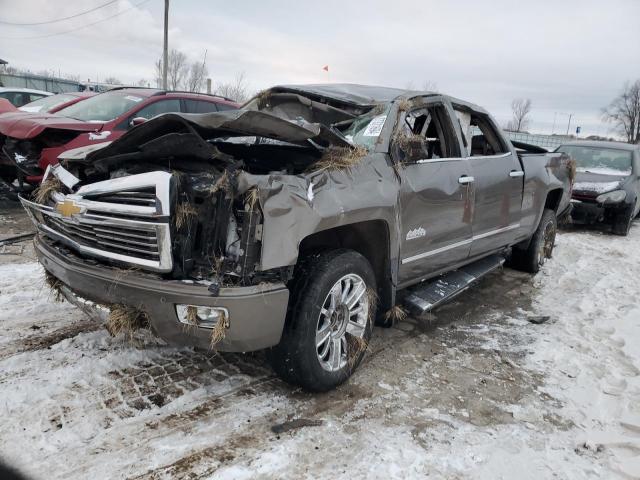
(60, 376), (288, 479)
(47, 320), (425, 478)
(0, 318), (102, 361)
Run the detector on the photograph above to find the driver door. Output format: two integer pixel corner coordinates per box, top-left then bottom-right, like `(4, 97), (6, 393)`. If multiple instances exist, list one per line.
(395, 99), (474, 286)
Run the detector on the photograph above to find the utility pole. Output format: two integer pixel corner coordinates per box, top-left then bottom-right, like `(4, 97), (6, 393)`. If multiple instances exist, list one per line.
(565, 113), (573, 136)
(557, 112), (573, 137)
(552, 112), (557, 135)
(162, 0), (169, 90)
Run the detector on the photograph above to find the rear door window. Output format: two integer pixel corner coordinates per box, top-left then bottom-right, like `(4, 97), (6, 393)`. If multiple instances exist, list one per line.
(454, 106), (508, 157)
(134, 98), (182, 120)
(184, 99), (219, 113)
(215, 103), (236, 111)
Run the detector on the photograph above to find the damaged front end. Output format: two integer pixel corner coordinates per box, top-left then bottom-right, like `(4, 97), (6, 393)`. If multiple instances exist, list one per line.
(20, 87), (395, 351)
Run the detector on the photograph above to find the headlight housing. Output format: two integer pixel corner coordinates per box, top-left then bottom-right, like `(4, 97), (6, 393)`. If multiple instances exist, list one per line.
(596, 190), (626, 204)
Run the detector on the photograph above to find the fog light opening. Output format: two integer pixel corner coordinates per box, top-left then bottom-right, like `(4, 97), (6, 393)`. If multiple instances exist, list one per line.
(176, 304), (229, 330)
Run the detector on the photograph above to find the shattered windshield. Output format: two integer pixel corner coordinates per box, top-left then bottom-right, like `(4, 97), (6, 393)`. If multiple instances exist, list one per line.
(557, 145), (633, 176)
(56, 91), (145, 122)
(340, 104), (391, 150)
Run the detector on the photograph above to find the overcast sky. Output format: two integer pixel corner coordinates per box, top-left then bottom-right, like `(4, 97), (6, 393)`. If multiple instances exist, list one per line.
(1, 0), (638, 137)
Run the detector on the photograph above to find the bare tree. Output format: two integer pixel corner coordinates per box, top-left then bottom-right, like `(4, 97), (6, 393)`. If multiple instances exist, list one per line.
(154, 58), (162, 88)
(184, 62), (209, 92)
(422, 80), (438, 92)
(136, 78), (150, 87)
(603, 80), (640, 144)
(506, 98), (532, 132)
(103, 76), (122, 85)
(155, 49), (189, 90)
(404, 80), (416, 90)
(215, 72), (249, 103)
(63, 73), (81, 83)
(184, 51), (209, 93)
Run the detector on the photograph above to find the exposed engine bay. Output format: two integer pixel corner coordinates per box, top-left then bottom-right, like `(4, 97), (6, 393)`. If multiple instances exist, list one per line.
(27, 87), (384, 291)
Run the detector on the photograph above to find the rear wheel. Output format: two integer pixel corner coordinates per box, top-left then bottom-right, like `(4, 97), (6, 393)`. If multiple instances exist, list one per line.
(508, 209), (557, 274)
(268, 249), (376, 392)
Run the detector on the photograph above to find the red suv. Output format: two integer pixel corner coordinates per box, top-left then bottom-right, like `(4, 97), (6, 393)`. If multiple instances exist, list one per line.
(0, 88), (238, 186)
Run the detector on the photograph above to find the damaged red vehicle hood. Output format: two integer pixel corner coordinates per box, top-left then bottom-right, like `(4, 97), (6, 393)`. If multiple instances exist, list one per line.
(0, 98), (19, 114)
(0, 112), (103, 139)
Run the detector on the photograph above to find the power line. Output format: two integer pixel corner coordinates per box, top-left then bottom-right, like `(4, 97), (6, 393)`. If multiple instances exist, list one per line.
(0, 0), (120, 26)
(0, 0), (152, 40)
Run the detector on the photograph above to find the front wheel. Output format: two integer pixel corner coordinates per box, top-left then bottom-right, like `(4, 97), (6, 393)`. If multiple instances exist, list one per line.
(268, 249), (376, 392)
(612, 207), (634, 236)
(508, 209), (557, 274)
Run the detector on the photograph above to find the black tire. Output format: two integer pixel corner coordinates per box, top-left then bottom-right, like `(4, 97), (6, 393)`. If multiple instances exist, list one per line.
(508, 209), (557, 274)
(268, 249), (377, 392)
(612, 207), (633, 236)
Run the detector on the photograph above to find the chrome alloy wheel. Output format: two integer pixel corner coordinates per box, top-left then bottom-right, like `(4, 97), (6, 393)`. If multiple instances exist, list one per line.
(316, 273), (370, 372)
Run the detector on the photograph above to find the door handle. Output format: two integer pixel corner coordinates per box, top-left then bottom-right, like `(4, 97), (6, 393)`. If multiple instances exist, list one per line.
(509, 170), (525, 178)
(458, 175), (475, 185)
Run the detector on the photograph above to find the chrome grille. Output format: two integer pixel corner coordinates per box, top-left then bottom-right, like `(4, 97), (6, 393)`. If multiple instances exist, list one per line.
(20, 171), (173, 272)
(83, 189), (158, 207)
(44, 216), (160, 260)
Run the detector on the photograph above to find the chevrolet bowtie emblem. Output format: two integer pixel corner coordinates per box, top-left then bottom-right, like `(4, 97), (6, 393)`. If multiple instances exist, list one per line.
(56, 199), (82, 217)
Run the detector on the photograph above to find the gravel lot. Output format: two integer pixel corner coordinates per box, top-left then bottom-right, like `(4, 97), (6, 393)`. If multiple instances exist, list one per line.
(1, 201), (639, 479)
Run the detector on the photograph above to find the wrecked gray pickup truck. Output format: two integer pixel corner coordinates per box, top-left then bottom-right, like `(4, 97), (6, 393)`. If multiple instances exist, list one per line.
(19, 84), (573, 391)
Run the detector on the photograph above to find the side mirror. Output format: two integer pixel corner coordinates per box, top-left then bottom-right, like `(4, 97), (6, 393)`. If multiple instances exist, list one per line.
(129, 117), (147, 127)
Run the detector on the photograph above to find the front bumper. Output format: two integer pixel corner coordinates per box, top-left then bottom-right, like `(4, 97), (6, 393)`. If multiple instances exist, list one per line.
(35, 235), (289, 352)
(570, 198), (626, 224)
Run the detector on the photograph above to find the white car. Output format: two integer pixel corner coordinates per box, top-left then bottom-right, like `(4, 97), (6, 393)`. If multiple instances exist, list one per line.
(0, 87), (53, 108)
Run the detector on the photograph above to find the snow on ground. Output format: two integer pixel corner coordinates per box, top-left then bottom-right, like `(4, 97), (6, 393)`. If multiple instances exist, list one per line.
(1, 216), (640, 479)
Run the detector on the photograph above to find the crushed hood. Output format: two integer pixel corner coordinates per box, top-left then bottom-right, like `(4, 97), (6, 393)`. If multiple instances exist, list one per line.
(0, 98), (18, 114)
(82, 109), (351, 166)
(0, 112), (103, 139)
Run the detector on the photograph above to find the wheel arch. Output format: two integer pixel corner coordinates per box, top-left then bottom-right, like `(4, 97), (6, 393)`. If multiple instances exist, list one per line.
(297, 220), (394, 313)
(544, 187), (564, 212)
(517, 189), (563, 251)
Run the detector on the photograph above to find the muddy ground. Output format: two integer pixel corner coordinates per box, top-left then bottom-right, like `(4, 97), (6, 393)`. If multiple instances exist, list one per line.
(1, 200), (639, 479)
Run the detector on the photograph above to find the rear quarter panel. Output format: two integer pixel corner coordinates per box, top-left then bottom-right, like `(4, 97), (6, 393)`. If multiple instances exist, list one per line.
(519, 152), (572, 235)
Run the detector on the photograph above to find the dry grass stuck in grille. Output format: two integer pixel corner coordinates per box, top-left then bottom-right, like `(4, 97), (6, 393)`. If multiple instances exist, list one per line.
(181, 305), (200, 333)
(245, 187), (259, 211)
(209, 170), (230, 195)
(33, 177), (62, 204)
(175, 202), (197, 229)
(209, 311), (228, 350)
(105, 304), (149, 341)
(44, 270), (65, 303)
